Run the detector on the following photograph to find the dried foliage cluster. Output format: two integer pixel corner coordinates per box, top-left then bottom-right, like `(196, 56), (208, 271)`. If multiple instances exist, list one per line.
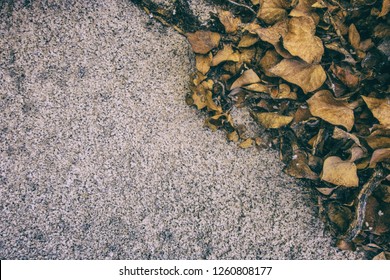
(136, 0), (390, 258)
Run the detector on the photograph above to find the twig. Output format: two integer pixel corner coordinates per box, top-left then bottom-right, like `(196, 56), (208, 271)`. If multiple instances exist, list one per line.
(341, 167), (386, 242)
(226, 0), (257, 15)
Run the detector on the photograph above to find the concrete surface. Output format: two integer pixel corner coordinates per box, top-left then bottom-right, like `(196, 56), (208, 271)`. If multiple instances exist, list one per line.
(0, 0), (364, 259)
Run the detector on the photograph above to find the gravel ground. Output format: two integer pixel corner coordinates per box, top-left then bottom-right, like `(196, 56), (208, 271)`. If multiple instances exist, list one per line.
(0, 0), (364, 259)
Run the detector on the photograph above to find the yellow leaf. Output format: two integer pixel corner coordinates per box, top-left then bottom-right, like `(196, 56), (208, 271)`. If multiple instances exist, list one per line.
(283, 16), (324, 64)
(259, 49), (282, 77)
(307, 90), (355, 131)
(195, 53), (213, 75)
(369, 148), (390, 168)
(255, 112), (293, 128)
(257, 0), (293, 25)
(321, 156), (359, 187)
(269, 59), (326, 93)
(239, 138), (254, 148)
(348, 24), (361, 50)
(230, 69), (261, 89)
(211, 44), (240, 66)
(238, 34), (259, 48)
(227, 131), (239, 142)
(218, 10), (241, 34)
(186, 31), (221, 54)
(362, 96), (390, 127)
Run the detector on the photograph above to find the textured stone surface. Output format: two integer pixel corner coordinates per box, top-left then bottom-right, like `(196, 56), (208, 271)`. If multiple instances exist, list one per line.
(0, 0), (364, 259)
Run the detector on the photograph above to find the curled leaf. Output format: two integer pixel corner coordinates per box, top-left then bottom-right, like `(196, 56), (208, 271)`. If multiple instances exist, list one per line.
(269, 59), (326, 93)
(283, 16), (324, 63)
(255, 112), (293, 129)
(230, 69), (261, 89)
(307, 90), (355, 131)
(321, 156), (359, 187)
(211, 44), (240, 66)
(369, 148), (390, 168)
(195, 53), (213, 75)
(257, 0), (293, 25)
(219, 10), (241, 33)
(186, 31), (221, 54)
(362, 96), (390, 127)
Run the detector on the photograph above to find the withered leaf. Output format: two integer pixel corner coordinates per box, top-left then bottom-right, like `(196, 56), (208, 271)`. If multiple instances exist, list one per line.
(283, 16), (324, 64)
(255, 112), (293, 129)
(369, 148), (390, 168)
(321, 156), (359, 187)
(289, 0), (319, 23)
(244, 83), (270, 93)
(348, 24), (361, 51)
(239, 138), (254, 148)
(219, 10), (241, 34)
(230, 69), (261, 89)
(269, 59), (326, 93)
(362, 96), (390, 127)
(283, 150), (319, 180)
(211, 44), (240, 66)
(257, 0), (292, 25)
(307, 90), (355, 131)
(255, 20), (288, 46)
(238, 34), (259, 48)
(227, 130), (239, 142)
(186, 31), (221, 54)
(379, 0), (390, 17)
(270, 84), (297, 100)
(327, 202), (353, 233)
(259, 49), (282, 77)
(195, 53), (213, 75)
(330, 64), (359, 89)
(365, 129), (390, 149)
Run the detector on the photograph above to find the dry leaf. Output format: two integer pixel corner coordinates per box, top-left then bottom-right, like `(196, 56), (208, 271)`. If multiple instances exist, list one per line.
(195, 53), (213, 75)
(219, 10), (241, 34)
(259, 49), (283, 77)
(327, 202), (353, 232)
(257, 0), (293, 25)
(211, 44), (240, 66)
(255, 19), (288, 46)
(362, 96), (390, 127)
(365, 129), (390, 149)
(227, 130), (239, 142)
(186, 31), (221, 54)
(238, 34), (259, 48)
(284, 150), (319, 179)
(379, 0), (390, 17)
(330, 64), (360, 89)
(369, 148), (390, 168)
(239, 138), (254, 148)
(230, 69), (261, 89)
(270, 84), (297, 100)
(283, 16), (324, 63)
(321, 156), (359, 187)
(348, 24), (361, 50)
(269, 59), (326, 93)
(244, 83), (270, 93)
(307, 90), (355, 131)
(289, 0), (319, 23)
(255, 112), (293, 129)
(332, 127), (362, 146)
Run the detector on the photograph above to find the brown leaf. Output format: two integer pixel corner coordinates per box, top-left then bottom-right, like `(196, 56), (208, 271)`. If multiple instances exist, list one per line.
(362, 96), (390, 127)
(270, 83), (297, 100)
(227, 130), (239, 142)
(230, 69), (261, 89)
(373, 252), (390, 260)
(219, 10), (241, 34)
(186, 31), (221, 54)
(321, 156), (359, 187)
(239, 138), (254, 148)
(332, 127), (362, 146)
(238, 34), (259, 48)
(257, 0), (292, 25)
(307, 90), (355, 131)
(255, 20), (288, 46)
(244, 83), (270, 93)
(195, 53), (213, 75)
(327, 202), (353, 233)
(379, 0), (390, 17)
(283, 16), (324, 64)
(289, 0), (319, 23)
(269, 59), (326, 93)
(365, 128), (390, 149)
(330, 64), (360, 89)
(259, 49), (282, 77)
(348, 24), (361, 50)
(283, 150), (319, 180)
(369, 148), (390, 168)
(211, 44), (240, 66)
(255, 112), (293, 129)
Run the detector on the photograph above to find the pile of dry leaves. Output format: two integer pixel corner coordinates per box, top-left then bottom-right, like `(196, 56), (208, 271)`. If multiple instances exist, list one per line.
(136, 0), (390, 258)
